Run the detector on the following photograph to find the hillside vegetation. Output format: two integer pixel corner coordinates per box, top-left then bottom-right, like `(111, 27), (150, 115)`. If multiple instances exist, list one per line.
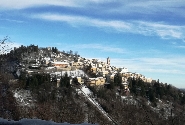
(0, 44), (185, 125)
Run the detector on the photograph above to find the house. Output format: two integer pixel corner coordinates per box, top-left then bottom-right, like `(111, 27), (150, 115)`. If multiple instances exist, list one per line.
(145, 78), (152, 83)
(119, 67), (128, 73)
(91, 67), (97, 73)
(71, 62), (83, 69)
(51, 62), (69, 68)
(86, 77), (106, 86)
(122, 72), (132, 78)
(77, 77), (84, 84)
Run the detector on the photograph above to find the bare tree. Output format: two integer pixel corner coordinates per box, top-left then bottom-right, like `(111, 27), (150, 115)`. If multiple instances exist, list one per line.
(0, 36), (13, 55)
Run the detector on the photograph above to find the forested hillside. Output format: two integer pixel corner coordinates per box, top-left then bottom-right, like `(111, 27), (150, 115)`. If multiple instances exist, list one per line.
(0, 44), (185, 125)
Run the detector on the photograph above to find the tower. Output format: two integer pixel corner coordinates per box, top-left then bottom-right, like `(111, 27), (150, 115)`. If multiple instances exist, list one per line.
(107, 57), (110, 65)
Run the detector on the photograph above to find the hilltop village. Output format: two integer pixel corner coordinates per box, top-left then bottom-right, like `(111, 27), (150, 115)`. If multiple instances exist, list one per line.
(13, 45), (153, 90)
(1, 44), (185, 125)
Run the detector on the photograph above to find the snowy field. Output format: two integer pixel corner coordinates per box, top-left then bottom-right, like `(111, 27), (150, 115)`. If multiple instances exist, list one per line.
(0, 118), (98, 125)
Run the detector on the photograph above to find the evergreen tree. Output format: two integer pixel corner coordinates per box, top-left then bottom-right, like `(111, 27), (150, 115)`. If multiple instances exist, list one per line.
(107, 81), (115, 90)
(18, 71), (27, 88)
(60, 72), (71, 88)
(114, 73), (122, 86)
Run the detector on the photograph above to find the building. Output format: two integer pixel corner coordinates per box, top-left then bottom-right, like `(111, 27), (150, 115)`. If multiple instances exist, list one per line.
(91, 67), (97, 73)
(119, 67), (128, 73)
(51, 62), (69, 68)
(107, 57), (110, 65)
(145, 78), (152, 83)
(71, 62), (83, 69)
(86, 77), (106, 86)
(77, 77), (84, 84)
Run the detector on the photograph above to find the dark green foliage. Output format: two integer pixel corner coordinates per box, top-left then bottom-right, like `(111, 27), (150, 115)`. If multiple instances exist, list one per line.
(106, 81), (115, 90)
(88, 85), (97, 95)
(72, 77), (78, 84)
(114, 73), (122, 86)
(19, 73), (50, 89)
(97, 88), (107, 99)
(69, 50), (73, 55)
(128, 77), (185, 106)
(1, 44), (39, 63)
(0, 73), (20, 120)
(18, 71), (27, 88)
(148, 88), (157, 103)
(31, 81), (85, 124)
(52, 47), (58, 54)
(60, 72), (71, 88)
(180, 93), (185, 104)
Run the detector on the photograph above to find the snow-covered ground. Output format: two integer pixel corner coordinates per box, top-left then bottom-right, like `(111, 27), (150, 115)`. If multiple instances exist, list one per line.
(151, 99), (174, 119)
(12, 89), (35, 107)
(121, 96), (174, 119)
(81, 86), (92, 95)
(121, 96), (137, 105)
(79, 85), (113, 123)
(0, 118), (98, 125)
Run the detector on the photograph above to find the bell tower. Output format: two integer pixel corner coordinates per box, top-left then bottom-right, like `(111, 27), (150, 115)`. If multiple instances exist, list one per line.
(107, 57), (110, 65)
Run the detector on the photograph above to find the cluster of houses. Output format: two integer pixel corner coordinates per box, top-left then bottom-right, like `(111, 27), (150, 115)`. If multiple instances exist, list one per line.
(17, 46), (153, 91)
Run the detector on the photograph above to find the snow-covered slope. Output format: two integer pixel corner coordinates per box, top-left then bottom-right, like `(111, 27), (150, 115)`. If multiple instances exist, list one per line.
(78, 85), (117, 125)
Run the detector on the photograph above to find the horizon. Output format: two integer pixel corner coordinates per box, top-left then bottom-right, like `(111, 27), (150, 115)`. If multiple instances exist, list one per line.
(0, 0), (185, 88)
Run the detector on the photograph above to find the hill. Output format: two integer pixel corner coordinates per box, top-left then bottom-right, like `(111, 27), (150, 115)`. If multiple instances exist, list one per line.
(0, 44), (185, 125)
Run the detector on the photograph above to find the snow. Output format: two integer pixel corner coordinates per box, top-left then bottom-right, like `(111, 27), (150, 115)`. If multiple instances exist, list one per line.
(0, 118), (98, 125)
(78, 85), (113, 122)
(12, 89), (35, 107)
(150, 99), (174, 119)
(81, 86), (92, 95)
(121, 96), (137, 105)
(121, 96), (127, 99)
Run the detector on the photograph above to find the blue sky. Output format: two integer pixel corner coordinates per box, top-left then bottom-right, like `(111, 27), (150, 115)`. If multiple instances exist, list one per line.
(0, 0), (185, 88)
